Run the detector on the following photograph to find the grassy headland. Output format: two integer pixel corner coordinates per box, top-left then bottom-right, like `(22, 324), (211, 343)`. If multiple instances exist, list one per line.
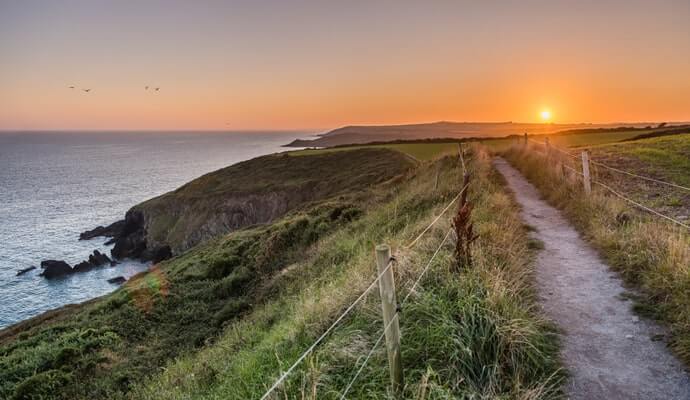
(130, 146), (562, 399)
(1, 144), (563, 399)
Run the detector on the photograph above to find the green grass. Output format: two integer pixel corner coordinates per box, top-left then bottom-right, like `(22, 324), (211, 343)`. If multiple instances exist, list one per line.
(137, 148), (415, 253)
(290, 142), (461, 161)
(1, 146), (563, 399)
(130, 147), (562, 399)
(502, 145), (690, 367)
(548, 130), (644, 148)
(588, 133), (690, 187)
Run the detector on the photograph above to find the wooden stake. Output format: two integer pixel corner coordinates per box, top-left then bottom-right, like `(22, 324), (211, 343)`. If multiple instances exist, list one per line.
(581, 150), (592, 195)
(375, 244), (403, 395)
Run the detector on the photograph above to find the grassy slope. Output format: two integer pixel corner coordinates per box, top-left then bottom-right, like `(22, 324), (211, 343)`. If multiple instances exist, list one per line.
(1, 144), (563, 400)
(136, 148), (415, 252)
(290, 142), (461, 161)
(0, 149), (413, 400)
(501, 143), (690, 366)
(131, 147), (562, 399)
(587, 133), (690, 187)
(481, 126), (690, 154)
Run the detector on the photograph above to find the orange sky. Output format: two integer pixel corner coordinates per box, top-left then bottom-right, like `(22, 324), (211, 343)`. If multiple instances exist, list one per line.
(1, 1), (689, 131)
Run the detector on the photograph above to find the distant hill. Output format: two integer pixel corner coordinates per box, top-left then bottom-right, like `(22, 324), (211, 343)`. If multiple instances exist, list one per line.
(285, 121), (657, 148)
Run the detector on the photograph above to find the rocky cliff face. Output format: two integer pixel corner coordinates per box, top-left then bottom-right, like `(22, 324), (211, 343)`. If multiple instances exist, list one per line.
(92, 148), (415, 261)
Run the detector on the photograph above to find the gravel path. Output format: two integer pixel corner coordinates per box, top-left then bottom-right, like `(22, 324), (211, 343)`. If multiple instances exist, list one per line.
(493, 157), (690, 400)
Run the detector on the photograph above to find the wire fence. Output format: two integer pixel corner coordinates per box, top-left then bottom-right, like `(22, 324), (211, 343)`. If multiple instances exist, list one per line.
(260, 166), (469, 400)
(521, 136), (689, 230)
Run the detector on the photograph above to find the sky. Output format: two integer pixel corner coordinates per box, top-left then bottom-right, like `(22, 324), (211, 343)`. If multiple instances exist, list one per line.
(1, 0), (689, 131)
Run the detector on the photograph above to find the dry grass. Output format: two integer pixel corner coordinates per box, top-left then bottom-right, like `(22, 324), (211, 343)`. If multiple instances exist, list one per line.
(130, 146), (563, 399)
(502, 145), (690, 365)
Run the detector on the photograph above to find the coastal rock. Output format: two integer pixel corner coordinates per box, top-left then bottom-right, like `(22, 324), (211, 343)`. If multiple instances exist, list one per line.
(16, 266), (36, 276)
(40, 260), (73, 279)
(79, 220), (125, 240)
(149, 245), (172, 264)
(88, 250), (112, 266)
(73, 250), (114, 273)
(111, 210), (148, 260)
(104, 149), (414, 263)
(73, 261), (95, 273)
(107, 276), (127, 285)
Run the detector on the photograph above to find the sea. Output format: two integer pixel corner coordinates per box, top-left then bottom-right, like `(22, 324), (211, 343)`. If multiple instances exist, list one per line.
(0, 131), (312, 329)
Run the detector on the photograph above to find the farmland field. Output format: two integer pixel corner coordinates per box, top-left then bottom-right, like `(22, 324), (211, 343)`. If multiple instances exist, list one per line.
(290, 142), (460, 161)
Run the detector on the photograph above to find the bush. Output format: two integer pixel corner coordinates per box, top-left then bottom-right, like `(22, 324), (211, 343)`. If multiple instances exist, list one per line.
(11, 370), (73, 400)
(214, 266), (254, 298)
(213, 298), (251, 327)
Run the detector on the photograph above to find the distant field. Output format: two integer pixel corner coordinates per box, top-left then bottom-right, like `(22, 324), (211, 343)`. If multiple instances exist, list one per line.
(290, 142), (460, 161)
(549, 130), (645, 147)
(590, 133), (690, 189)
(483, 126), (690, 152)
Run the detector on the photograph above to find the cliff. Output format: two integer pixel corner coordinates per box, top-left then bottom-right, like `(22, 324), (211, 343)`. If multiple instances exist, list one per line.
(98, 148), (415, 262)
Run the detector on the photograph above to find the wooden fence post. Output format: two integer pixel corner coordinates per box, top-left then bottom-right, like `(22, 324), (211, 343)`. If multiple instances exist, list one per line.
(375, 244), (403, 396)
(581, 150), (592, 195)
(524, 132), (528, 147)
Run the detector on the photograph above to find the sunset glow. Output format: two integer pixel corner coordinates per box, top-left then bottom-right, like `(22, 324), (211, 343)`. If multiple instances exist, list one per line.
(2, 1), (690, 130)
(541, 110), (552, 122)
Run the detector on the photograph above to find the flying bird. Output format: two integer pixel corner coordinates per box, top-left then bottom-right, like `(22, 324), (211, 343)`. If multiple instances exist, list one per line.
(154, 87), (160, 91)
(82, 89), (91, 93)
(145, 86), (149, 90)
(68, 86), (75, 89)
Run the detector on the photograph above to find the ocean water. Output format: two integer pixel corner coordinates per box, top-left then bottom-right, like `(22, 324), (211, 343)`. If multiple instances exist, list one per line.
(0, 131), (310, 329)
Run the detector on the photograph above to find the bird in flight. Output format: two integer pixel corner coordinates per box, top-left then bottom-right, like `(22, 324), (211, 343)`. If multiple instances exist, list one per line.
(82, 89), (91, 93)
(145, 86), (149, 90)
(154, 87), (160, 91)
(68, 86), (75, 89)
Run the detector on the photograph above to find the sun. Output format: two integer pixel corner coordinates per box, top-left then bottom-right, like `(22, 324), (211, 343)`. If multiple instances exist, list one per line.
(540, 109), (552, 122)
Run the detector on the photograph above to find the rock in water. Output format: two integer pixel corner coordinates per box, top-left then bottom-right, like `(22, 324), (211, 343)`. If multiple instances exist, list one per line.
(73, 261), (95, 273)
(16, 266), (36, 276)
(111, 210), (148, 260)
(79, 220), (125, 240)
(73, 250), (113, 273)
(40, 260), (73, 279)
(107, 276), (127, 285)
(89, 250), (112, 266)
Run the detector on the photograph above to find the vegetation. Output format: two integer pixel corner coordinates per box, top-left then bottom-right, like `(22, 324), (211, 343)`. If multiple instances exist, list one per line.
(587, 133), (690, 187)
(290, 142), (462, 161)
(502, 142), (690, 366)
(130, 147), (562, 399)
(132, 148), (415, 253)
(1, 144), (563, 399)
(0, 149), (410, 400)
(481, 124), (690, 153)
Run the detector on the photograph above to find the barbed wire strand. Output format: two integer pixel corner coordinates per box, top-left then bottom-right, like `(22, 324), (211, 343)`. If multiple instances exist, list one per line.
(401, 229), (453, 305)
(259, 259), (395, 400)
(338, 314), (398, 400)
(537, 149), (688, 229)
(590, 159), (690, 192)
(593, 180), (690, 230)
(339, 228), (454, 399)
(527, 137), (689, 191)
(405, 183), (469, 249)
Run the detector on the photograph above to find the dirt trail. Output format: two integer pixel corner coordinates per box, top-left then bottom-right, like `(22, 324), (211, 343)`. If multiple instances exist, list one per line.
(493, 158), (690, 400)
